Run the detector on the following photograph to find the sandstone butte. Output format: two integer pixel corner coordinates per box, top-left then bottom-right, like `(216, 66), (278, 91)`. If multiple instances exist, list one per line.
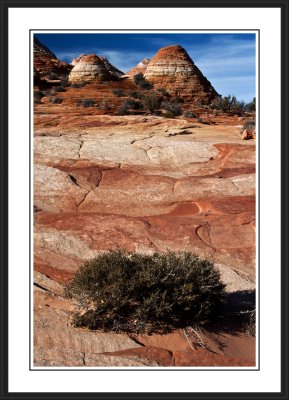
(69, 54), (124, 83)
(33, 36), (256, 368)
(131, 45), (219, 104)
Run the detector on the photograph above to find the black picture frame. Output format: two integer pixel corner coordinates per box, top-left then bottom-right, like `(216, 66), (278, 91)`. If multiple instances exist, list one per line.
(0, 0), (288, 399)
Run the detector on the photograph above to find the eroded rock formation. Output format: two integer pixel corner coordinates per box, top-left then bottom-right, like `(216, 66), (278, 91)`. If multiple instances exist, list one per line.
(34, 36), (72, 78)
(126, 58), (151, 76)
(142, 45), (218, 103)
(69, 54), (124, 82)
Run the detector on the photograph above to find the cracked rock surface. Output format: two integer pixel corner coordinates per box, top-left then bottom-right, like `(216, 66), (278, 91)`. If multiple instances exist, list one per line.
(33, 114), (256, 367)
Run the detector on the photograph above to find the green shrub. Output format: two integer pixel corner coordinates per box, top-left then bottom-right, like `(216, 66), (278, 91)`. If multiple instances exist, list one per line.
(133, 73), (152, 90)
(65, 250), (226, 334)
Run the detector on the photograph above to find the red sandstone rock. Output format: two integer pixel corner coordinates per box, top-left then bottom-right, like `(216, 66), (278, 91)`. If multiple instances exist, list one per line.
(126, 58), (151, 76)
(173, 349), (255, 367)
(143, 45), (218, 104)
(69, 54), (124, 83)
(242, 128), (256, 140)
(34, 36), (72, 78)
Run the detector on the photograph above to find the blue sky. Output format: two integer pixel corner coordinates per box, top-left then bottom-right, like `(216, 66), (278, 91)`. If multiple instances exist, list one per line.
(36, 33), (256, 103)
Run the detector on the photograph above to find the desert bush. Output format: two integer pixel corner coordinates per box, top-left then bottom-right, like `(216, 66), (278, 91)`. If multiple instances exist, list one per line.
(242, 120), (255, 131)
(54, 86), (66, 93)
(245, 97), (256, 113)
(70, 82), (86, 88)
(80, 98), (95, 107)
(133, 73), (152, 90)
(162, 111), (175, 118)
(175, 96), (184, 104)
(245, 309), (256, 336)
(60, 77), (70, 87)
(157, 88), (169, 97)
(112, 89), (124, 97)
(51, 97), (62, 104)
(124, 98), (142, 110)
(129, 91), (142, 99)
(65, 250), (226, 334)
(117, 102), (130, 115)
(34, 90), (44, 104)
(210, 95), (246, 116)
(141, 94), (161, 113)
(46, 72), (58, 80)
(183, 111), (197, 118)
(162, 100), (182, 117)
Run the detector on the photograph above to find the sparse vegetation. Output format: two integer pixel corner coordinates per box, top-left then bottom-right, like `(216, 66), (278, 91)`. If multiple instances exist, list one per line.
(60, 77), (70, 87)
(242, 120), (255, 131)
(65, 250), (226, 334)
(117, 102), (130, 115)
(210, 95), (246, 116)
(129, 91), (142, 99)
(162, 100), (182, 117)
(245, 97), (256, 113)
(46, 72), (58, 80)
(133, 73), (153, 90)
(34, 90), (44, 104)
(142, 93), (162, 113)
(183, 111), (197, 118)
(157, 87), (169, 97)
(51, 97), (62, 104)
(125, 98), (142, 110)
(78, 98), (95, 107)
(54, 86), (66, 93)
(112, 89), (124, 97)
(245, 309), (256, 337)
(71, 82), (86, 88)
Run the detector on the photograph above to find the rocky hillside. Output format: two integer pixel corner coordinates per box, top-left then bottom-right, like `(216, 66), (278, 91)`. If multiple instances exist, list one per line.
(34, 36), (72, 79)
(126, 58), (151, 76)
